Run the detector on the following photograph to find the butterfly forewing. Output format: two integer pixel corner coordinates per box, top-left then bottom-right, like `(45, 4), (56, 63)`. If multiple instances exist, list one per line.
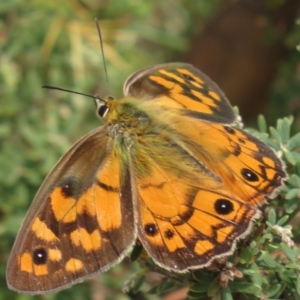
(7, 127), (136, 294)
(124, 63), (236, 124)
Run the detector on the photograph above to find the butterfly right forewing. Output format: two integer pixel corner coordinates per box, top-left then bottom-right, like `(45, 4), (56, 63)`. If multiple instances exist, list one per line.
(124, 62), (236, 124)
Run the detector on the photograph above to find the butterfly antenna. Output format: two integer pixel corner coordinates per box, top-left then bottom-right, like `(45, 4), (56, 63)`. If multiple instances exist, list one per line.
(42, 85), (104, 102)
(94, 18), (110, 96)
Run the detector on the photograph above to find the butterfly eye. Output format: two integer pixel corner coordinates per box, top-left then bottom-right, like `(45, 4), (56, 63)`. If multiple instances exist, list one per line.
(98, 104), (110, 118)
(94, 97), (110, 118)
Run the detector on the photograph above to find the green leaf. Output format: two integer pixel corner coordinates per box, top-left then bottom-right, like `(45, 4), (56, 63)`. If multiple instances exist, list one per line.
(258, 114), (267, 133)
(287, 132), (300, 150)
(132, 275), (145, 294)
(285, 263), (299, 269)
(242, 263), (264, 286)
(277, 118), (290, 144)
(249, 241), (260, 255)
(186, 290), (206, 299)
(282, 244), (299, 262)
(148, 285), (159, 294)
(285, 197), (299, 214)
(207, 277), (220, 297)
(266, 284), (282, 297)
(130, 244), (143, 262)
(268, 209), (277, 225)
(297, 276), (300, 294)
(287, 174), (300, 187)
(189, 283), (209, 293)
(285, 188), (300, 200)
(229, 282), (262, 295)
(258, 252), (278, 268)
(191, 270), (214, 283)
(277, 215), (289, 226)
(156, 281), (175, 294)
(270, 127), (282, 143)
(284, 149), (297, 165)
(220, 286), (234, 300)
(239, 247), (253, 264)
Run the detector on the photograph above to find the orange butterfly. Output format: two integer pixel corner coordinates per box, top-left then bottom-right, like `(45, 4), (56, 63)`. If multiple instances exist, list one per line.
(7, 63), (286, 294)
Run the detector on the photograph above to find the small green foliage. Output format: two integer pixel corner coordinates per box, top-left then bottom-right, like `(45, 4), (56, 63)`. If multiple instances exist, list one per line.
(148, 281), (175, 295)
(130, 244), (144, 262)
(258, 114), (267, 133)
(123, 270), (147, 294)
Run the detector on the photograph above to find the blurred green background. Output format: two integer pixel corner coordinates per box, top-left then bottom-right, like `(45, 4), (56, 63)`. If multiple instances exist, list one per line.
(1, 1), (300, 299)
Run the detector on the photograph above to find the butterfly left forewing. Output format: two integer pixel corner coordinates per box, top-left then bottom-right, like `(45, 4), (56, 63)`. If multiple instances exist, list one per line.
(7, 127), (135, 294)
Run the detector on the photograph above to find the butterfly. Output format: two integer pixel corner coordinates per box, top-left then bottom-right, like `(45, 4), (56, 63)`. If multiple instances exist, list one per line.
(7, 62), (286, 294)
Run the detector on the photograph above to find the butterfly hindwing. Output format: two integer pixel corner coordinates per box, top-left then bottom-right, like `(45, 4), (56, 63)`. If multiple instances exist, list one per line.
(7, 127), (136, 294)
(130, 130), (259, 271)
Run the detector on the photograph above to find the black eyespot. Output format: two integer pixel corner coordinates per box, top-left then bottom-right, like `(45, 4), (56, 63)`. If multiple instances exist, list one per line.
(98, 104), (109, 117)
(214, 199), (234, 215)
(223, 126), (235, 134)
(33, 247), (47, 265)
(144, 223), (158, 237)
(238, 138), (245, 144)
(60, 177), (78, 198)
(164, 229), (174, 239)
(241, 168), (259, 182)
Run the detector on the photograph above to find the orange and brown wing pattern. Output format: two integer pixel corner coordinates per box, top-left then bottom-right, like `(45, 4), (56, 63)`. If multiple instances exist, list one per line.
(124, 62), (235, 124)
(129, 131), (258, 271)
(168, 116), (287, 206)
(7, 127), (135, 294)
(125, 103), (285, 271)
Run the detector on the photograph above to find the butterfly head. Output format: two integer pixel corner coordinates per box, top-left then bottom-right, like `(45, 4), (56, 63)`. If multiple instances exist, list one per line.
(94, 95), (115, 118)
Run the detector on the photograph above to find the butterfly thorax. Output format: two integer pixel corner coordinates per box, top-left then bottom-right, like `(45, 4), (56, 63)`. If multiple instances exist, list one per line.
(104, 98), (160, 139)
